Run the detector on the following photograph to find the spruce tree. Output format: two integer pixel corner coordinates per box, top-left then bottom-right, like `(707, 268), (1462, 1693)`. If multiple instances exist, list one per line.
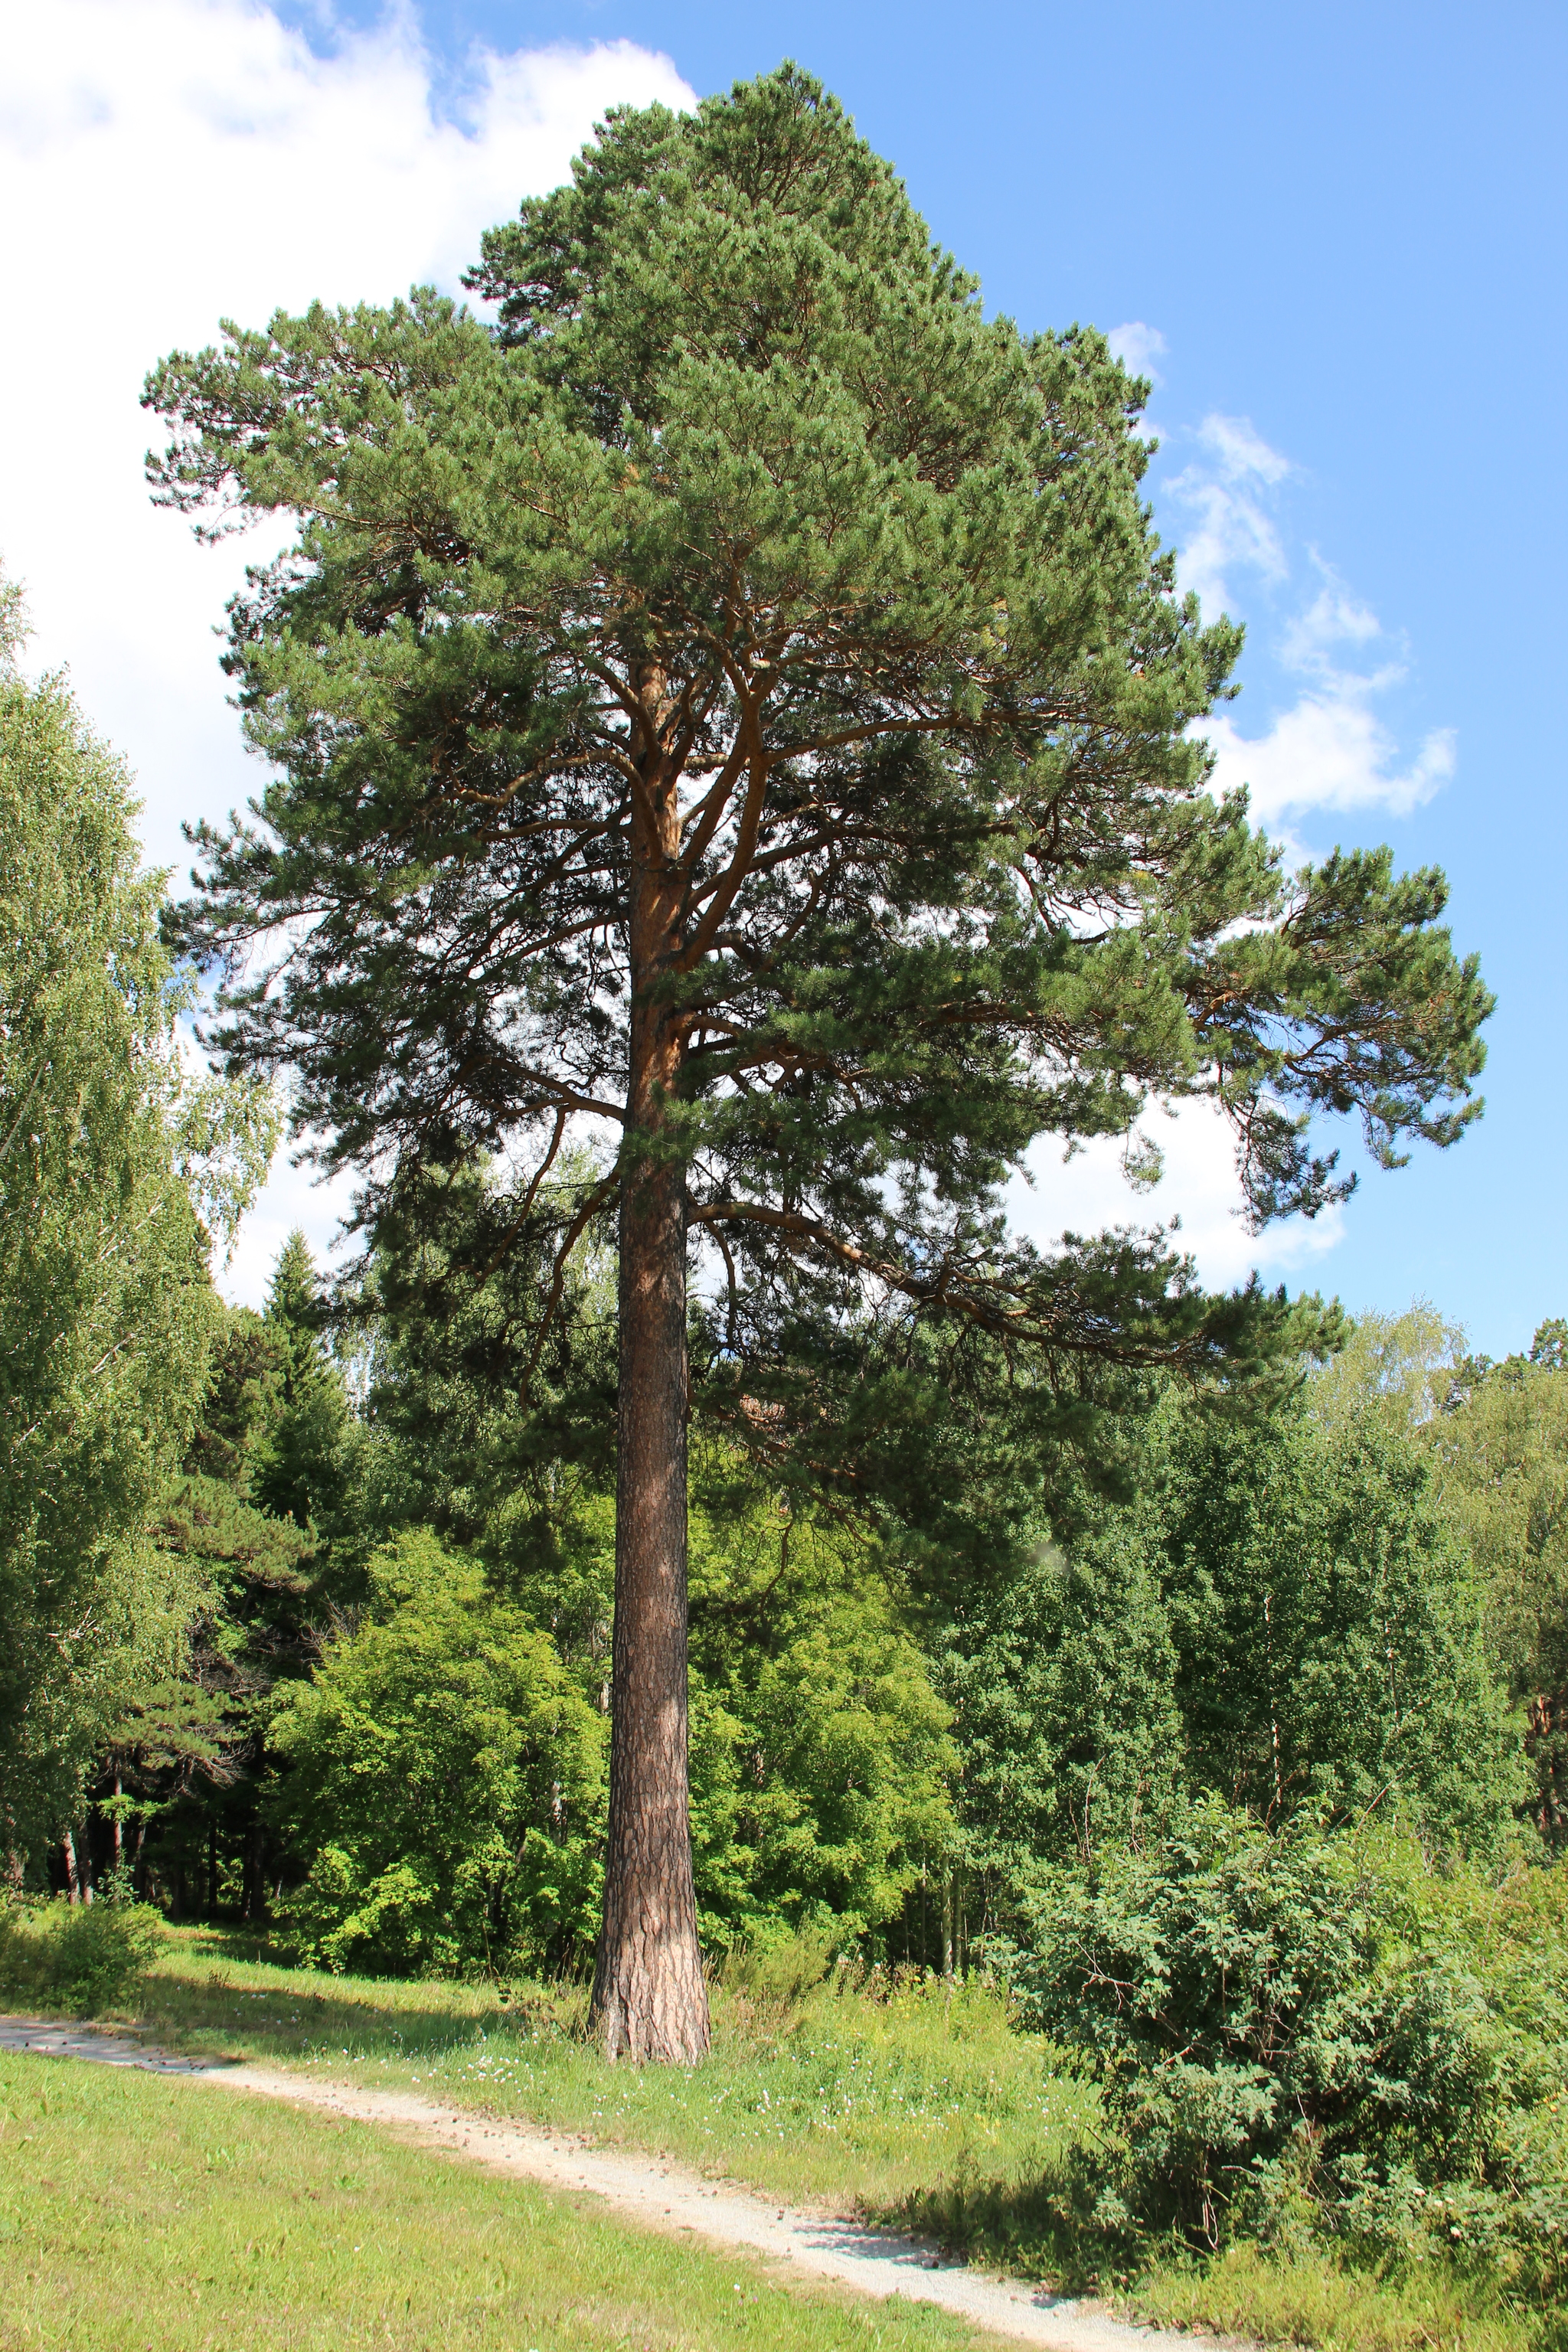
(147, 67), (1489, 2058)
(254, 1230), (348, 1532)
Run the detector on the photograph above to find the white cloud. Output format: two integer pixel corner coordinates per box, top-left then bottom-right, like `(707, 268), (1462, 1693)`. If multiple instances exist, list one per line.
(221, 1140), (364, 1308)
(1280, 578), (1383, 671)
(1195, 413), (1291, 485)
(1196, 559), (1455, 831)
(1167, 413), (1292, 614)
(2, 0), (694, 1304)
(1106, 320), (1167, 384)
(1005, 1097), (1346, 1295)
(1200, 698), (1455, 830)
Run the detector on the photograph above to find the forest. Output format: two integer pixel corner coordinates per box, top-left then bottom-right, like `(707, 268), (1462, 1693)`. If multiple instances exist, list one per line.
(4, 62), (1567, 2352)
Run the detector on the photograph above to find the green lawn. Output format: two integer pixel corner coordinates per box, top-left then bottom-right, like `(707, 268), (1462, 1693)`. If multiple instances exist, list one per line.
(130, 1931), (1093, 2233)
(0, 1926), (1544, 2352)
(0, 2047), (1003, 2352)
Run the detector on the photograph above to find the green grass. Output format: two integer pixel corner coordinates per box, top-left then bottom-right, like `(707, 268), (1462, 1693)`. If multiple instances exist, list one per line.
(0, 2047), (1005, 2352)
(1, 1921), (1550, 2352)
(129, 1930), (1094, 2226)
(1134, 2244), (1547, 2352)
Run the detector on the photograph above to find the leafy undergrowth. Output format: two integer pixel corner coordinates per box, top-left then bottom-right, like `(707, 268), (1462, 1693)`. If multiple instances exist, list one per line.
(3, 1922), (1550, 2351)
(0, 1896), (163, 2013)
(0, 2048), (991, 2352)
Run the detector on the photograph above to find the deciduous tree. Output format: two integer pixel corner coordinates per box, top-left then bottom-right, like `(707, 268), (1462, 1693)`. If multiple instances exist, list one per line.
(0, 575), (275, 1871)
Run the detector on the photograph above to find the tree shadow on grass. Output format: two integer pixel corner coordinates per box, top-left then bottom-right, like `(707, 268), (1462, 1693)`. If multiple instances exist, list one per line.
(137, 1926), (582, 2063)
(880, 2163), (1131, 2301)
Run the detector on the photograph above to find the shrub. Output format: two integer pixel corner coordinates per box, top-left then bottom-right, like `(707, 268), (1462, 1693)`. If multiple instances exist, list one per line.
(717, 1924), (835, 2011)
(267, 1530), (605, 1978)
(0, 1895), (163, 2013)
(1013, 1798), (1568, 2309)
(687, 1498), (958, 1952)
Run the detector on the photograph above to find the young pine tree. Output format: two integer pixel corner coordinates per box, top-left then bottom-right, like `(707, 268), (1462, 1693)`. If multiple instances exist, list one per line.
(149, 69), (1488, 2058)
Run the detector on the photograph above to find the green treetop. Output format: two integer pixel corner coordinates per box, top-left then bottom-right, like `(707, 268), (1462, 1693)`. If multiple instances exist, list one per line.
(146, 67), (1489, 2058)
(252, 1229), (348, 1532)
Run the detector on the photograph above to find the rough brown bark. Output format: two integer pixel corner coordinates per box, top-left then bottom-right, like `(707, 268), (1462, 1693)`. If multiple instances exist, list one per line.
(62, 1826), (80, 1906)
(589, 690), (711, 2064)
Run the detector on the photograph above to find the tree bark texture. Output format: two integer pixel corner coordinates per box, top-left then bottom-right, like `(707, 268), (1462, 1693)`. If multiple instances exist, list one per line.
(590, 702), (711, 2063)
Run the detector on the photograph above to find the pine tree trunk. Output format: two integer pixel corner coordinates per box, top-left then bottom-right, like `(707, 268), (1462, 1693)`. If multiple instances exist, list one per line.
(589, 704), (710, 2064)
(62, 1828), (80, 1905)
(591, 1148), (709, 2059)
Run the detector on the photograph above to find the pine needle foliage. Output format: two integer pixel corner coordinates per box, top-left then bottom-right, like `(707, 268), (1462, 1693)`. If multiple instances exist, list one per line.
(145, 64), (1488, 1379)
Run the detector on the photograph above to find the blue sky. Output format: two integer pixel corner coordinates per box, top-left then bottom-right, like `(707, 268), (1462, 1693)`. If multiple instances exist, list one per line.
(6, 1), (1563, 1346)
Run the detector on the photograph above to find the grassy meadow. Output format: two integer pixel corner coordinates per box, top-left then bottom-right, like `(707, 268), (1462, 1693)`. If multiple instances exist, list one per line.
(0, 2042), (1005, 2352)
(0, 1919), (1545, 2352)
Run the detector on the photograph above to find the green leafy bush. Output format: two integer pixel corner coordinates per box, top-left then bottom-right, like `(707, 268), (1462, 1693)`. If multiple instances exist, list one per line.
(0, 1895), (163, 2013)
(687, 1498), (957, 1949)
(1014, 1799), (1568, 2310)
(267, 1530), (605, 1977)
(717, 1923), (835, 2010)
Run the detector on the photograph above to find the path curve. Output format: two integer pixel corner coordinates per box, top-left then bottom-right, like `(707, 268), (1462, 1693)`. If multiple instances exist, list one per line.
(0, 2016), (1237, 2352)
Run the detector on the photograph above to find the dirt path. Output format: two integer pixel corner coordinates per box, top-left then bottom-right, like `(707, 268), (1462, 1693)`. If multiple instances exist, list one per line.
(0, 2016), (1234, 2352)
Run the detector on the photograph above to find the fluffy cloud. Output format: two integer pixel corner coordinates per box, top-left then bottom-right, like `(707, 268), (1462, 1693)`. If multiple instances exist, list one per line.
(1200, 697), (1455, 830)
(3, 0), (693, 1302)
(1166, 413), (1292, 616)
(3, 1), (691, 868)
(1005, 1099), (1346, 1295)
(1160, 402), (1457, 841)
(1106, 320), (1167, 384)
(1196, 566), (1455, 831)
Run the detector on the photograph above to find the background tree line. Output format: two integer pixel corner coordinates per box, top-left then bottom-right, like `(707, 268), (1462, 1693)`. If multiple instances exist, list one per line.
(3, 540), (1555, 1988)
(14, 1144), (1560, 1981)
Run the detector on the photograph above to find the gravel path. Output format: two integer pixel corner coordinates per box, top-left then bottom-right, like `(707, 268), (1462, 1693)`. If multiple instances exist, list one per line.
(0, 2015), (1236, 2352)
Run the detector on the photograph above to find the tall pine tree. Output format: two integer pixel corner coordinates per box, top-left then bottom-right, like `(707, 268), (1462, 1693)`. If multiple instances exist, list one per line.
(148, 67), (1489, 2058)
